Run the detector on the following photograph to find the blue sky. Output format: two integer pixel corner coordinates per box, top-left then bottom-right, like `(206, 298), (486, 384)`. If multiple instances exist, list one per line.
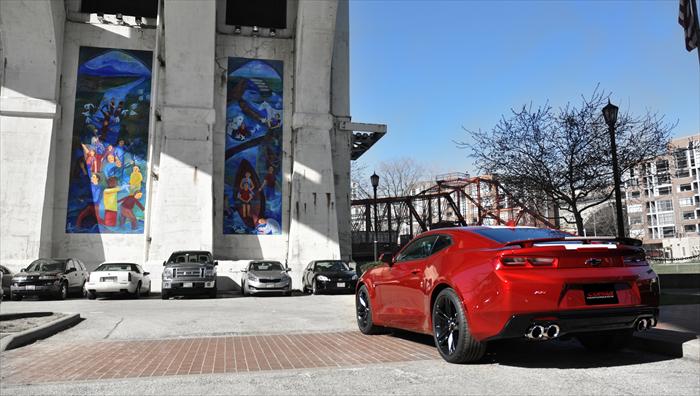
(349, 0), (700, 175)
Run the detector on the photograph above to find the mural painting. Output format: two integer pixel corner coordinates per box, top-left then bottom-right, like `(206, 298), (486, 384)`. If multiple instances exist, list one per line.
(224, 58), (283, 235)
(65, 47), (152, 234)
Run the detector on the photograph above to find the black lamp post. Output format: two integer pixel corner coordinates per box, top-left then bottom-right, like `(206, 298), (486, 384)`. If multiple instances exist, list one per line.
(370, 172), (380, 261)
(602, 100), (625, 239)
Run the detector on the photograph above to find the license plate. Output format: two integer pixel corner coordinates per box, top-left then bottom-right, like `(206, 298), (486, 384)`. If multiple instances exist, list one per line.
(26, 285), (35, 291)
(183, 282), (193, 288)
(265, 283), (274, 288)
(100, 277), (117, 282)
(337, 282), (345, 288)
(584, 284), (618, 305)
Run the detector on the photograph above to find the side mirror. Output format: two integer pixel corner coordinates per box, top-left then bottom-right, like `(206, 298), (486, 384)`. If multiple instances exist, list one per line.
(285, 268), (291, 272)
(379, 253), (394, 266)
(162, 261), (167, 266)
(143, 272), (150, 276)
(20, 268), (26, 272)
(241, 269), (247, 273)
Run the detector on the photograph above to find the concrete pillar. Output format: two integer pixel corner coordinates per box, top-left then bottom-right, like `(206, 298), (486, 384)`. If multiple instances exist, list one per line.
(0, 0), (65, 269)
(287, 0), (341, 282)
(146, 0), (216, 262)
(331, 0), (353, 261)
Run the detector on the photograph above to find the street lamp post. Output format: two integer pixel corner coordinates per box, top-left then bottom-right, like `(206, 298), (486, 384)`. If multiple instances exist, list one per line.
(371, 172), (380, 261)
(602, 100), (625, 239)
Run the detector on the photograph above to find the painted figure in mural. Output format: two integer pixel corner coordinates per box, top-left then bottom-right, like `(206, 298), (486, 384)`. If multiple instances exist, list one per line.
(238, 172), (256, 220)
(234, 120), (251, 141)
(75, 173), (103, 228)
(256, 217), (281, 235)
(118, 190), (145, 230)
(129, 166), (143, 193)
(114, 139), (127, 164)
(102, 177), (121, 227)
(258, 166), (277, 200)
(266, 113), (282, 130)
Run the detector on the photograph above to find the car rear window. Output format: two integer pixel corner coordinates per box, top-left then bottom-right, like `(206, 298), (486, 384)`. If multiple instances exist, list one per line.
(469, 227), (570, 244)
(168, 253), (211, 263)
(96, 263), (138, 272)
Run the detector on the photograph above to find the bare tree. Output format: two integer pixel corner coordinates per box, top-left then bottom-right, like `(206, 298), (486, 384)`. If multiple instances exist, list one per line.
(459, 88), (674, 235)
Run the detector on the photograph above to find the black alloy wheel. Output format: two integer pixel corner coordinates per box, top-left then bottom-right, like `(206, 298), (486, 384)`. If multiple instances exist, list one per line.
(134, 282), (142, 299)
(58, 282), (68, 300)
(356, 285), (381, 334)
(161, 291), (169, 300)
(432, 288), (485, 364)
(87, 290), (97, 300)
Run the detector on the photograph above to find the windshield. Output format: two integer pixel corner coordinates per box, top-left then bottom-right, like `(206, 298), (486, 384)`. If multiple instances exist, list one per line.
(249, 262), (284, 271)
(469, 227), (571, 244)
(168, 253), (212, 264)
(26, 259), (67, 272)
(314, 261), (350, 272)
(96, 263), (138, 272)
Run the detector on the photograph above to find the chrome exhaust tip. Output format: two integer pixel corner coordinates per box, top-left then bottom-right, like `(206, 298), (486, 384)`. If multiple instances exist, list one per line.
(636, 318), (648, 332)
(526, 325), (545, 340)
(648, 318), (656, 328)
(545, 324), (560, 339)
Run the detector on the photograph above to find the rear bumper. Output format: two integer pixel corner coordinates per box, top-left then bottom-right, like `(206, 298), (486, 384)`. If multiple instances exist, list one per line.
(162, 280), (216, 294)
(11, 284), (61, 296)
(316, 280), (357, 293)
(87, 282), (136, 294)
(485, 306), (659, 341)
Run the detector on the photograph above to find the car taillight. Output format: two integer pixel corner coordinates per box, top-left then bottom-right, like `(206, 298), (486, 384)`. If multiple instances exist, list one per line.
(499, 256), (556, 268)
(624, 252), (647, 266)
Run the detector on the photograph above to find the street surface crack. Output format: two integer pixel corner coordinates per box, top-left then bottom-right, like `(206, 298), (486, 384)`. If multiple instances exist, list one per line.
(103, 317), (124, 339)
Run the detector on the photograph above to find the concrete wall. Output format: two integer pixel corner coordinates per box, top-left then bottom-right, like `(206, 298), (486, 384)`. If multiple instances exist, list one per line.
(0, 0), (65, 269)
(1, 0), (353, 292)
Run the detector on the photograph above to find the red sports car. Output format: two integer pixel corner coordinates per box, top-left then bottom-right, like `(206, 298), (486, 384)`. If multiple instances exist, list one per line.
(355, 226), (660, 363)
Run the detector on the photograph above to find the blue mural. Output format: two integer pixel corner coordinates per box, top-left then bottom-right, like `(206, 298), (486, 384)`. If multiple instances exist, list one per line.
(65, 47), (152, 234)
(224, 58), (283, 235)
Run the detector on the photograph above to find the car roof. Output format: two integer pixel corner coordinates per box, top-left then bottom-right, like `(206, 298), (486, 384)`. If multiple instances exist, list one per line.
(170, 251), (212, 255)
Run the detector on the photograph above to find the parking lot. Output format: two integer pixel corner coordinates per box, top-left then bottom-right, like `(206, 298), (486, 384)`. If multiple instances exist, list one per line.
(1, 294), (699, 395)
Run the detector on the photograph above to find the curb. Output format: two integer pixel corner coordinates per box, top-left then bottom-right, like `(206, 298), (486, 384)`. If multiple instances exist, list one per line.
(631, 332), (700, 362)
(0, 313), (81, 352)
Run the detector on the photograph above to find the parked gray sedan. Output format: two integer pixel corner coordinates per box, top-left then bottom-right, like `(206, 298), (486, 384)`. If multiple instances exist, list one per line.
(1, 265), (13, 300)
(241, 261), (292, 296)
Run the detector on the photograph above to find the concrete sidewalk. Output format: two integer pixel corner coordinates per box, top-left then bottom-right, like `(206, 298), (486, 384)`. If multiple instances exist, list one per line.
(632, 304), (700, 361)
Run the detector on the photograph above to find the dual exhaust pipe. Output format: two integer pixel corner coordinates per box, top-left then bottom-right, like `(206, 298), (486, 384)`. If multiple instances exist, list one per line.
(526, 324), (560, 340)
(636, 317), (655, 332)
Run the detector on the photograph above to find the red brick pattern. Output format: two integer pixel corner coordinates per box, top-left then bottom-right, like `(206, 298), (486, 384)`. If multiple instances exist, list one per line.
(1, 332), (438, 384)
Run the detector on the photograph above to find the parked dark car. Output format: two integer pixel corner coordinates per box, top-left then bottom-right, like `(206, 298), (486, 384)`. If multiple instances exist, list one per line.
(161, 251), (217, 299)
(302, 260), (357, 294)
(1, 265), (13, 300)
(241, 261), (292, 296)
(10, 258), (89, 300)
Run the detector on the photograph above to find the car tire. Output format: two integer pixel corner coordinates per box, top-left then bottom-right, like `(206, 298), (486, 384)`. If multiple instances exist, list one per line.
(57, 282), (68, 300)
(284, 290), (292, 297)
(87, 290), (97, 300)
(432, 288), (486, 364)
(80, 282), (87, 298)
(576, 329), (634, 352)
(241, 282), (247, 296)
(208, 287), (217, 299)
(312, 279), (319, 295)
(356, 284), (382, 334)
(145, 285), (151, 297)
(133, 282), (142, 299)
(161, 291), (169, 300)
(10, 293), (22, 301)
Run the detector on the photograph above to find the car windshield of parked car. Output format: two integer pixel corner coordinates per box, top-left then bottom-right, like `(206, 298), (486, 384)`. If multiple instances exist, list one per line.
(169, 253), (211, 263)
(314, 261), (349, 272)
(470, 227), (571, 244)
(250, 262), (284, 271)
(95, 263), (138, 272)
(26, 259), (67, 272)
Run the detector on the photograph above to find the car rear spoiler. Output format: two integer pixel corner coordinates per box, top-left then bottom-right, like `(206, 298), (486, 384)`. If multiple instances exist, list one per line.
(504, 236), (643, 248)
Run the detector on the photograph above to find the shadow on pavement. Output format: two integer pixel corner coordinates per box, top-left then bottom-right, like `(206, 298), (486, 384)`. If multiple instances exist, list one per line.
(386, 330), (677, 369)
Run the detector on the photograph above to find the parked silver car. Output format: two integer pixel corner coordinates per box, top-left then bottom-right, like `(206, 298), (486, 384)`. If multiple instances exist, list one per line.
(241, 261), (292, 296)
(0, 265), (12, 301)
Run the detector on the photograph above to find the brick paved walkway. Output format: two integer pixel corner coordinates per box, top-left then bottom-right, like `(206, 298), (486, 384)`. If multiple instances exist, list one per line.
(1, 331), (438, 384)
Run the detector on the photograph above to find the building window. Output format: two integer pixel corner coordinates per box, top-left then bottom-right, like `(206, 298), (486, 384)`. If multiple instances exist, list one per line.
(684, 224), (697, 233)
(657, 212), (674, 225)
(679, 197), (694, 207)
(679, 184), (692, 192)
(683, 211), (696, 220)
(656, 200), (673, 212)
(629, 214), (643, 225)
(657, 174), (671, 185)
(662, 226), (675, 238)
(628, 204), (642, 213)
(81, 0), (158, 18)
(658, 186), (672, 195)
(226, 0), (287, 29)
(628, 191), (641, 199)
